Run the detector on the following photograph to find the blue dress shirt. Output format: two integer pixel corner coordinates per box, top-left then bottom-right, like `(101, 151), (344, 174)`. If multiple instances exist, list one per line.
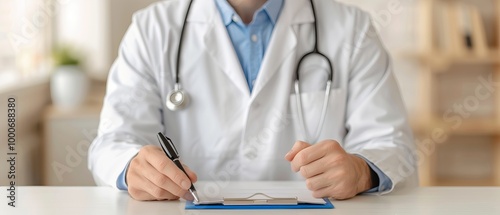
(117, 0), (392, 193)
(215, 0), (281, 92)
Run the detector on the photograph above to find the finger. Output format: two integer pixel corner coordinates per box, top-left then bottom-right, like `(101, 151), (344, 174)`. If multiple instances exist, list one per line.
(128, 188), (156, 201)
(292, 141), (342, 172)
(182, 164), (198, 183)
(127, 162), (159, 201)
(141, 175), (179, 200)
(142, 161), (188, 198)
(145, 147), (192, 190)
(181, 165), (197, 202)
(312, 182), (352, 200)
(285, 141), (311, 161)
(311, 185), (335, 199)
(305, 171), (333, 192)
(291, 142), (328, 172)
(299, 156), (332, 178)
(182, 191), (195, 201)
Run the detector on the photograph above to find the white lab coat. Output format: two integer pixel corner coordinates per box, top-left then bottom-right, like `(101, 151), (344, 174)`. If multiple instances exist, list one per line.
(89, 0), (418, 194)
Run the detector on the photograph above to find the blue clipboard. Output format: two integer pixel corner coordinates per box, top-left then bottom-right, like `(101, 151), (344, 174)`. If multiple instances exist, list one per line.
(185, 198), (334, 210)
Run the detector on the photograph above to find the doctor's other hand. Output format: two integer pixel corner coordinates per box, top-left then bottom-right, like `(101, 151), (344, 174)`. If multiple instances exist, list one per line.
(285, 140), (373, 200)
(126, 145), (198, 201)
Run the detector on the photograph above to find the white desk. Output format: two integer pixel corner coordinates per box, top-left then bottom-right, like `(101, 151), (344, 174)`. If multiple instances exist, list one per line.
(2, 181), (500, 215)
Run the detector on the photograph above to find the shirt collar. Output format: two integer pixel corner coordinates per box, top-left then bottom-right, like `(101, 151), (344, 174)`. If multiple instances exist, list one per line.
(214, 0), (284, 26)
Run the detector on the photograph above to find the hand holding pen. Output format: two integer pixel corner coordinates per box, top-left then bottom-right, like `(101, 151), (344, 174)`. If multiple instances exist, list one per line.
(124, 135), (198, 201)
(156, 132), (200, 202)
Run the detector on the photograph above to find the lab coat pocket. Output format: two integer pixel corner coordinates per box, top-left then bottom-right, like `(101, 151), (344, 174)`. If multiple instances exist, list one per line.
(288, 88), (346, 143)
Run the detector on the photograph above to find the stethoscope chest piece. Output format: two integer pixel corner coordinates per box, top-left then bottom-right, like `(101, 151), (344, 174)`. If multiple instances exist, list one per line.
(166, 83), (189, 111)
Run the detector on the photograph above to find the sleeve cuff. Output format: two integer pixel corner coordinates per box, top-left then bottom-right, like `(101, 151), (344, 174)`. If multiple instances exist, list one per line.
(355, 155), (393, 193)
(116, 155), (137, 191)
(116, 163), (129, 190)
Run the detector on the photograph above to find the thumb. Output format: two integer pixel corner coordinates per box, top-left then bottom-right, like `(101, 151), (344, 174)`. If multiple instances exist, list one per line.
(285, 141), (312, 161)
(182, 164), (198, 183)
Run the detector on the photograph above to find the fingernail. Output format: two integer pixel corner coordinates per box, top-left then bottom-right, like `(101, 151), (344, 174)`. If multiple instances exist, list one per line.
(183, 192), (194, 201)
(285, 151), (291, 158)
(181, 180), (191, 190)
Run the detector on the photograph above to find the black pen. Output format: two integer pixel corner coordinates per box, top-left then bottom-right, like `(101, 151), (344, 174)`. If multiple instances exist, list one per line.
(156, 132), (200, 202)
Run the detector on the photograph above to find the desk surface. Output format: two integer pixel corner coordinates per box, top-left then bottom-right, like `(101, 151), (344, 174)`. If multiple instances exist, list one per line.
(2, 181), (500, 215)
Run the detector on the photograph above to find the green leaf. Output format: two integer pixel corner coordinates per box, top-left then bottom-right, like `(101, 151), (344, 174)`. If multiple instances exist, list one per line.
(52, 46), (81, 67)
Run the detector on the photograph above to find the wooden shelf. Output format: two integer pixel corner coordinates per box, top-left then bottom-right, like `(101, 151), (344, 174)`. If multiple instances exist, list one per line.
(399, 50), (500, 71)
(411, 117), (500, 136)
(414, 0), (500, 187)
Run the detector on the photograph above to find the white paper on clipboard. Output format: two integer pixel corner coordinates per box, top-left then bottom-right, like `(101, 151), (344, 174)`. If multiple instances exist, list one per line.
(193, 183), (326, 205)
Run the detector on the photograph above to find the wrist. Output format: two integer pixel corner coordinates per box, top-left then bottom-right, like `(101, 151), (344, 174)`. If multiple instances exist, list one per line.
(351, 155), (373, 193)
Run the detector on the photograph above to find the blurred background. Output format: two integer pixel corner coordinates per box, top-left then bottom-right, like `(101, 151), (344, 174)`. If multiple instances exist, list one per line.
(0, 0), (498, 187)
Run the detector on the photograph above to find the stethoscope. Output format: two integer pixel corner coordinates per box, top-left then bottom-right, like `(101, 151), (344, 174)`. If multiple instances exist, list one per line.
(167, 0), (334, 143)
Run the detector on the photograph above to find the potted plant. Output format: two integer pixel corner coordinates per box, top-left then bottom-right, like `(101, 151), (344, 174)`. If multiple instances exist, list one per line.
(50, 46), (89, 109)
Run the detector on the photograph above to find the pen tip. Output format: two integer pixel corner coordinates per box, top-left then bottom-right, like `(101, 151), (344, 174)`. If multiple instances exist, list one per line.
(191, 190), (200, 203)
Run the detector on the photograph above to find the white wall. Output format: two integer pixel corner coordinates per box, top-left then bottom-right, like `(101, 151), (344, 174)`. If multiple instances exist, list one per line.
(55, 0), (111, 80)
(55, 0), (158, 80)
(108, 0), (160, 69)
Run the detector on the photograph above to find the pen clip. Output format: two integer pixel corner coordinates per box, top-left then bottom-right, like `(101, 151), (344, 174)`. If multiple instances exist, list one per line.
(157, 132), (179, 159)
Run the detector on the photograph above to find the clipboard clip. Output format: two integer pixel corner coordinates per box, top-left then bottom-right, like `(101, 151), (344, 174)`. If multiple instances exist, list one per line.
(223, 193), (298, 205)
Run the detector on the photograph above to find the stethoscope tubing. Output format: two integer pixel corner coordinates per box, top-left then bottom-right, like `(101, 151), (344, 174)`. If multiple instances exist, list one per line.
(169, 0), (335, 144)
(175, 0), (195, 84)
(293, 0), (335, 143)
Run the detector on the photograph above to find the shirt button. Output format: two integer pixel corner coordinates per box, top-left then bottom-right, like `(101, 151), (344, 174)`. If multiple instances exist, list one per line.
(251, 34), (258, 42)
(232, 15), (240, 23)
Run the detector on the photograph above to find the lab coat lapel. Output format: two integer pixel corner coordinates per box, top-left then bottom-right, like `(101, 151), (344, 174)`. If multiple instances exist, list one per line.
(188, 0), (250, 97)
(187, 0), (314, 98)
(251, 0), (314, 98)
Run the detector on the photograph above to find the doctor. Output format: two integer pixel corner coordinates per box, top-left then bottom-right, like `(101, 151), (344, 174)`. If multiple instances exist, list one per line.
(89, 0), (417, 201)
